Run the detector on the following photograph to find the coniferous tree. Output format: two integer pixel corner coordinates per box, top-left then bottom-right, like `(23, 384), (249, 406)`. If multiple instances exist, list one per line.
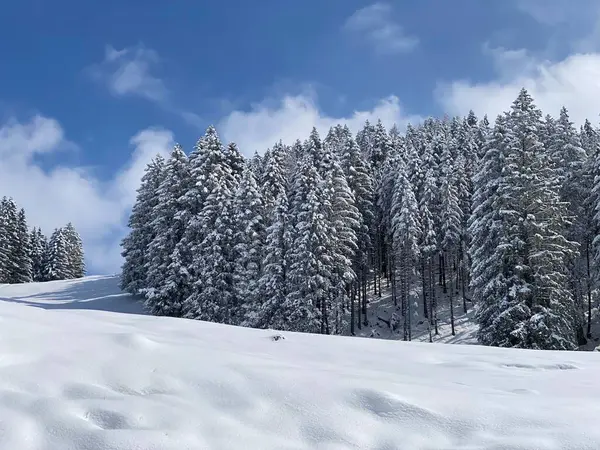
(184, 174), (236, 323)
(339, 126), (374, 332)
(121, 155), (165, 293)
(474, 89), (578, 350)
(10, 209), (33, 283)
(44, 228), (70, 281)
(30, 228), (47, 282)
(255, 191), (291, 329)
(232, 167), (266, 326)
(470, 114), (511, 345)
(391, 159), (421, 341)
(63, 222), (85, 279)
(143, 145), (190, 317)
(284, 156), (328, 333)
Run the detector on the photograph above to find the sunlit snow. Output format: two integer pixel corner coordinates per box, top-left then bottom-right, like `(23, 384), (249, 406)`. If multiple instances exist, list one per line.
(0, 276), (598, 449)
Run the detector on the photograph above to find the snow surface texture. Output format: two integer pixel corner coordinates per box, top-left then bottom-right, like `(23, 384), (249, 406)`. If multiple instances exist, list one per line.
(0, 276), (598, 449)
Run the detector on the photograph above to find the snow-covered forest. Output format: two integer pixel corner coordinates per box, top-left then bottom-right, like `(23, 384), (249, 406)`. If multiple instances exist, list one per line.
(121, 88), (600, 351)
(0, 197), (85, 284)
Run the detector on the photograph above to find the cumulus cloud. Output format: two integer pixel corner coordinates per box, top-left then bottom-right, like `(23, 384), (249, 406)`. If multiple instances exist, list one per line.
(436, 50), (600, 125)
(0, 115), (173, 275)
(343, 3), (418, 54)
(219, 92), (421, 156)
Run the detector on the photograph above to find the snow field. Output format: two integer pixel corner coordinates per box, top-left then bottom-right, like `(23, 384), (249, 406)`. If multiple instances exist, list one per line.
(0, 276), (598, 449)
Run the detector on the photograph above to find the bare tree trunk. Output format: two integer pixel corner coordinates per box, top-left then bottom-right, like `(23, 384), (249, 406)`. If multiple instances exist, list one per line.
(350, 282), (356, 335)
(391, 255), (397, 307)
(407, 262), (412, 341)
(461, 263), (468, 314)
(450, 253), (456, 336)
(362, 267), (368, 326)
(421, 258), (428, 319)
(440, 253), (447, 294)
(377, 235), (383, 298)
(587, 240), (593, 338)
(430, 258), (439, 335)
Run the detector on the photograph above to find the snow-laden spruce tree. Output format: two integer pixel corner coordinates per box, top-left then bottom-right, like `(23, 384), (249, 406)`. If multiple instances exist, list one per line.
(261, 141), (288, 216)
(339, 125), (374, 332)
(29, 228), (47, 282)
(391, 159), (421, 341)
(284, 155), (329, 334)
(11, 208), (33, 283)
(0, 197), (18, 283)
(44, 228), (71, 281)
(121, 155), (165, 294)
(550, 107), (589, 345)
(184, 173), (236, 323)
(469, 113), (512, 346)
(176, 126), (237, 292)
(473, 89), (578, 350)
(440, 141), (463, 336)
(583, 120), (600, 337)
(231, 166), (266, 326)
(143, 145), (190, 317)
(63, 222), (85, 279)
(323, 142), (360, 334)
(419, 166), (438, 336)
(254, 191), (292, 329)
(224, 141), (246, 182)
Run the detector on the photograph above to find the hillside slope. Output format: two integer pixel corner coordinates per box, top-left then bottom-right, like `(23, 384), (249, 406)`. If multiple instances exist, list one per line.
(0, 276), (598, 449)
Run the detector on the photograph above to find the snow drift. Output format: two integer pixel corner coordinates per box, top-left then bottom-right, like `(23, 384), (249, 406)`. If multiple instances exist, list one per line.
(0, 276), (598, 449)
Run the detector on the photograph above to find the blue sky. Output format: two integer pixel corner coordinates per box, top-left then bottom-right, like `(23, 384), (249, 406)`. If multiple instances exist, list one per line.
(0, 0), (598, 273)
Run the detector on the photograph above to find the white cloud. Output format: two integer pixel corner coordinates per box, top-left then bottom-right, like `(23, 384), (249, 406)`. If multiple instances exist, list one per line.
(436, 50), (600, 125)
(343, 3), (418, 54)
(90, 45), (167, 102)
(0, 115), (173, 275)
(88, 44), (203, 129)
(219, 92), (421, 156)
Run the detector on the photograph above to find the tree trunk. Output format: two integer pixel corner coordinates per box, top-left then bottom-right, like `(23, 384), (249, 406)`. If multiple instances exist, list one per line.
(350, 282), (356, 335)
(421, 258), (428, 319)
(407, 261), (412, 341)
(449, 253), (456, 336)
(440, 253), (447, 294)
(430, 258), (439, 335)
(461, 263), (468, 314)
(587, 240), (593, 339)
(362, 266), (368, 326)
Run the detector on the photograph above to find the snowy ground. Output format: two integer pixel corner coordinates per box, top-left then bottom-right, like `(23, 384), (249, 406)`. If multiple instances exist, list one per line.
(0, 277), (599, 449)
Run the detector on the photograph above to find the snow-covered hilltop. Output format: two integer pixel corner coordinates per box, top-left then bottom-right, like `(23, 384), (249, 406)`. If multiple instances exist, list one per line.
(0, 276), (598, 449)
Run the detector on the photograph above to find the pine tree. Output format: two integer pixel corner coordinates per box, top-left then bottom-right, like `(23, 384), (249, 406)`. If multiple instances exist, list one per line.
(440, 143), (462, 337)
(44, 228), (70, 281)
(143, 145), (190, 316)
(232, 167), (266, 326)
(121, 155), (165, 293)
(391, 159), (421, 341)
(63, 222), (85, 278)
(323, 141), (360, 334)
(0, 198), (18, 283)
(284, 156), (329, 333)
(339, 125), (374, 332)
(470, 114), (511, 345)
(29, 228), (47, 282)
(224, 142), (246, 182)
(255, 191), (292, 329)
(261, 142), (288, 215)
(419, 166), (438, 338)
(474, 89), (578, 350)
(184, 174), (236, 323)
(10, 209), (33, 283)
